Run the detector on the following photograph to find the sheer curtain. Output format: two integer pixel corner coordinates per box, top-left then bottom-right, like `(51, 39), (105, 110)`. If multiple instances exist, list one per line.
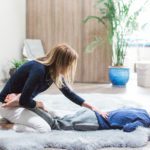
(124, 0), (150, 72)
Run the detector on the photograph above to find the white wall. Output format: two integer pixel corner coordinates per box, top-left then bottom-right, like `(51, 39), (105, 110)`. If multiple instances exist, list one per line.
(0, 0), (26, 82)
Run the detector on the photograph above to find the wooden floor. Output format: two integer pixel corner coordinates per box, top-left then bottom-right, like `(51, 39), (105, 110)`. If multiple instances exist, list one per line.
(42, 77), (150, 97)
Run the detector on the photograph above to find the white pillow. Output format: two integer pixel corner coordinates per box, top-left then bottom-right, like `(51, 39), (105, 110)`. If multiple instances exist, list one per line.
(0, 103), (51, 133)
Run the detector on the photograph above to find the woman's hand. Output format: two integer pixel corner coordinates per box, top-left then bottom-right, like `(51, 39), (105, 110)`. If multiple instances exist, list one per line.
(2, 93), (20, 107)
(82, 102), (109, 119)
(92, 107), (109, 119)
(36, 101), (48, 112)
(2, 99), (19, 107)
(4, 93), (21, 103)
(2, 94), (48, 113)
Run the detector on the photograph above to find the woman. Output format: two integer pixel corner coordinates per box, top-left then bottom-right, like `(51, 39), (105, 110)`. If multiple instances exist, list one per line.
(0, 43), (108, 118)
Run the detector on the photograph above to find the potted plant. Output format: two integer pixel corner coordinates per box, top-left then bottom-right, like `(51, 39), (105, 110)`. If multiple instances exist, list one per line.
(83, 0), (147, 86)
(9, 59), (27, 76)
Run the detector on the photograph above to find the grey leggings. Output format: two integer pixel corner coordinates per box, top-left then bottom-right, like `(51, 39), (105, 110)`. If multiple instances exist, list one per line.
(28, 108), (99, 131)
(27, 108), (61, 129)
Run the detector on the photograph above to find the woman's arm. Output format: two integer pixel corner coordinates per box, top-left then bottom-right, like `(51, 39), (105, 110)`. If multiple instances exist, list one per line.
(18, 70), (40, 108)
(58, 78), (85, 106)
(58, 77), (108, 118)
(2, 68), (44, 108)
(2, 93), (48, 112)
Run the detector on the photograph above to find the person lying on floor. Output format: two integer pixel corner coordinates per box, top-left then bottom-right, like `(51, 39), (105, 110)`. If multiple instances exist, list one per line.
(0, 94), (150, 133)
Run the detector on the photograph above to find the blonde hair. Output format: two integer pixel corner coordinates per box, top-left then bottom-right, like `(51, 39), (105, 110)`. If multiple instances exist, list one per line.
(36, 43), (78, 88)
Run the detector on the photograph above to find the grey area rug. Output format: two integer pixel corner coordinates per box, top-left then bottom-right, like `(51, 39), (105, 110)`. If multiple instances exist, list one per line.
(1, 93), (150, 150)
(0, 127), (150, 150)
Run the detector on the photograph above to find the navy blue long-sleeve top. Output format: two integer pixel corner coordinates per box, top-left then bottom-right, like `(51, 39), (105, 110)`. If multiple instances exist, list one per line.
(95, 108), (150, 132)
(0, 60), (85, 108)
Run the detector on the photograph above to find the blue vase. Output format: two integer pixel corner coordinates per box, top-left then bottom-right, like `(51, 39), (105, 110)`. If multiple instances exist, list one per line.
(109, 67), (129, 86)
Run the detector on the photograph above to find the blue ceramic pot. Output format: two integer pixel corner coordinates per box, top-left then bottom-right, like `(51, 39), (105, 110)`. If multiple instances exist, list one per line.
(109, 67), (129, 86)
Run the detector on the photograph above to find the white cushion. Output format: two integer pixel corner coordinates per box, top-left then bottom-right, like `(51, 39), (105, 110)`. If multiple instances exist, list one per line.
(136, 61), (150, 87)
(0, 103), (51, 133)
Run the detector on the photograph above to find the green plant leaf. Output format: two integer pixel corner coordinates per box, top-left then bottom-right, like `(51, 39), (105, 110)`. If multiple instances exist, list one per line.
(11, 59), (27, 69)
(84, 37), (102, 53)
(83, 0), (149, 66)
(83, 16), (106, 26)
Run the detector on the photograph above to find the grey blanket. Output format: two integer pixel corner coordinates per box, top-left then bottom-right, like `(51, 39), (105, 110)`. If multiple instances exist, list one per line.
(28, 108), (99, 131)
